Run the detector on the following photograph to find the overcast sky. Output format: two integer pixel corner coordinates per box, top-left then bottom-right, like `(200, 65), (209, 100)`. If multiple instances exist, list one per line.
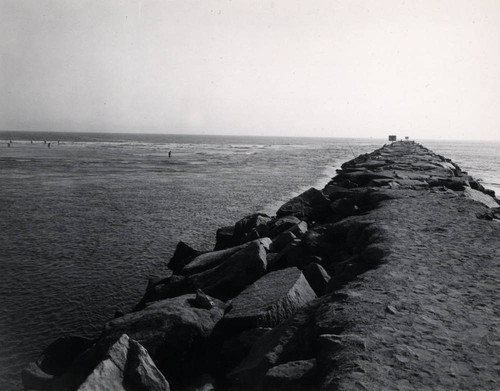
(1, 0), (499, 140)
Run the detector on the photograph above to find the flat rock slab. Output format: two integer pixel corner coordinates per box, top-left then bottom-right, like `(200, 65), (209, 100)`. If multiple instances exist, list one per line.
(221, 267), (316, 330)
(463, 187), (499, 208)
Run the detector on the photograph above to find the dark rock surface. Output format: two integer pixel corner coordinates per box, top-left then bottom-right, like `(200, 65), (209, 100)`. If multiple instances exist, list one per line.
(302, 263), (330, 296)
(22, 335), (93, 390)
(100, 294), (227, 387)
(181, 238), (271, 276)
(276, 188), (331, 222)
(167, 241), (201, 273)
(24, 141), (500, 390)
(220, 267), (316, 331)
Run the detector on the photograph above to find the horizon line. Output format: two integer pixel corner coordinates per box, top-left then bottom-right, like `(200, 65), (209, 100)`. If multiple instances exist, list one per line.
(0, 129), (499, 143)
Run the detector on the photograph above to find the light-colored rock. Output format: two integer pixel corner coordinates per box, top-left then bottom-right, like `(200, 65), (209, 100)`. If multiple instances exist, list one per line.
(181, 238), (271, 276)
(264, 359), (318, 389)
(221, 267), (317, 330)
(78, 334), (169, 391)
(463, 187), (499, 208)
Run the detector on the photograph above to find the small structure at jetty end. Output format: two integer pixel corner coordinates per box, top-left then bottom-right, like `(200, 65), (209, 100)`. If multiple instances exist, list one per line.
(388, 135), (397, 141)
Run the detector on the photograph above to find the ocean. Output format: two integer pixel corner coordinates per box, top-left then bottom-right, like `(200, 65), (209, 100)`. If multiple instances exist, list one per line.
(0, 132), (498, 390)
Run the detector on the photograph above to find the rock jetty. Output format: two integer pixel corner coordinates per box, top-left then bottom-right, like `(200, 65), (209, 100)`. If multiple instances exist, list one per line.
(23, 141), (500, 390)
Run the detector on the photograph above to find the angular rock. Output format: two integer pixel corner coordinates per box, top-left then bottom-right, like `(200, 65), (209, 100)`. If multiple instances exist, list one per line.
(428, 177), (468, 191)
(276, 188), (331, 222)
(168, 241), (202, 273)
(227, 301), (320, 388)
(181, 238), (271, 276)
(302, 263), (331, 296)
(187, 240), (269, 300)
(267, 216), (302, 239)
(270, 231), (296, 253)
(266, 241), (298, 271)
(220, 267), (316, 331)
(135, 275), (189, 310)
(334, 170), (396, 187)
(152, 275), (189, 300)
(100, 294), (227, 387)
(214, 226), (235, 251)
(233, 213), (271, 244)
(264, 359), (318, 390)
(286, 221), (308, 237)
(125, 338), (170, 391)
(463, 188), (499, 208)
(189, 289), (214, 310)
(215, 328), (271, 375)
(77, 334), (169, 391)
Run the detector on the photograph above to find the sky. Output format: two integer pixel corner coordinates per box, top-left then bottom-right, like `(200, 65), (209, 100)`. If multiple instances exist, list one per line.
(1, 0), (500, 140)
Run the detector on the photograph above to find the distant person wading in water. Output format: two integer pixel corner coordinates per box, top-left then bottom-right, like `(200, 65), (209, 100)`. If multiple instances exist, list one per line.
(169, 151), (172, 158)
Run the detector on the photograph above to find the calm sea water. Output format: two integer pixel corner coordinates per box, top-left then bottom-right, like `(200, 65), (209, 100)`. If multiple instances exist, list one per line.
(0, 132), (498, 390)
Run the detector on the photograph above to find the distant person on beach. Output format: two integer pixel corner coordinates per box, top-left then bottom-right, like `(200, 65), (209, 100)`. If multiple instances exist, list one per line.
(7, 142), (10, 147)
(57, 140), (60, 145)
(48, 143), (51, 148)
(31, 140), (33, 144)
(169, 151), (172, 158)
(44, 140), (46, 144)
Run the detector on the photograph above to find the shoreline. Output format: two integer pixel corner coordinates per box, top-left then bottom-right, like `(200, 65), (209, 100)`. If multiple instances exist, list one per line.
(22, 141), (500, 390)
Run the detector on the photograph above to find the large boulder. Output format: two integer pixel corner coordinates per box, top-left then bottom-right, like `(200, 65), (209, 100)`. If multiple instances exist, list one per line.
(219, 267), (317, 332)
(22, 335), (94, 390)
(181, 238), (271, 276)
(270, 231), (296, 253)
(276, 188), (331, 222)
(227, 301), (320, 388)
(427, 177), (468, 191)
(214, 226), (235, 251)
(233, 213), (272, 244)
(267, 216), (302, 239)
(77, 334), (169, 391)
(187, 240), (269, 300)
(135, 275), (189, 310)
(167, 241), (202, 273)
(463, 187), (499, 208)
(99, 294), (227, 387)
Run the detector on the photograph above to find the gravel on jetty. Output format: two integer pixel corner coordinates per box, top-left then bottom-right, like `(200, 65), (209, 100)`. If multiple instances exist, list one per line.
(22, 141), (500, 391)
